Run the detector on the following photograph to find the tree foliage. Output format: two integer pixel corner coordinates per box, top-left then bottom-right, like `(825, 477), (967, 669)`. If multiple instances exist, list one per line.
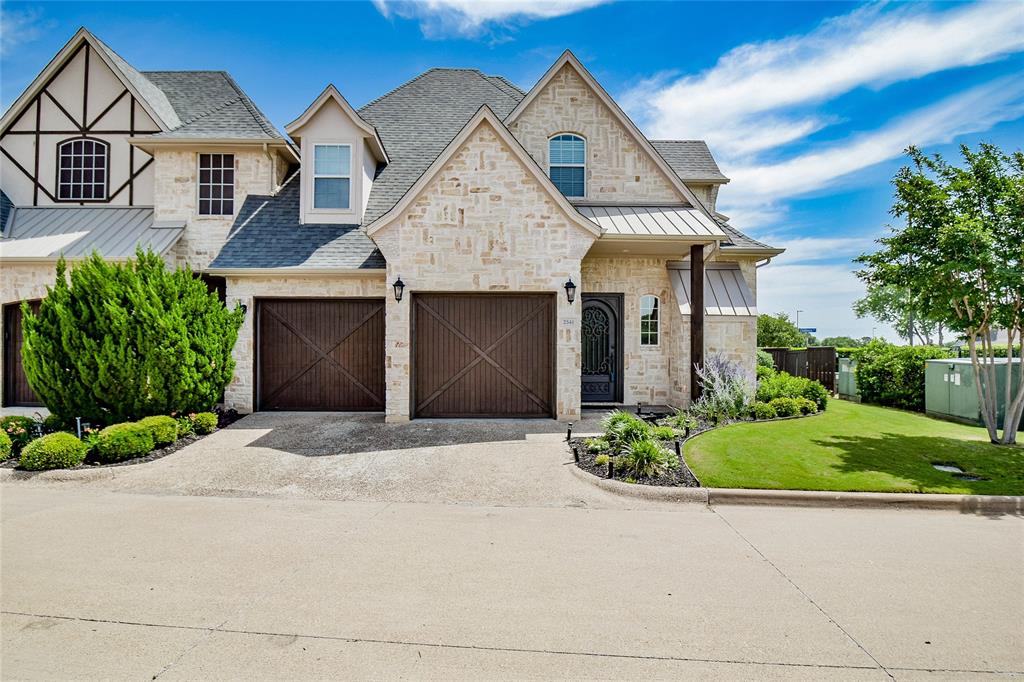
(820, 336), (870, 348)
(854, 283), (945, 345)
(856, 143), (1024, 443)
(21, 251), (245, 425)
(757, 313), (806, 348)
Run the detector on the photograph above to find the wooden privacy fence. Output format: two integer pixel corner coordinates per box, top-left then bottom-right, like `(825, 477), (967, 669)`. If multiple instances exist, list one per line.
(761, 346), (837, 394)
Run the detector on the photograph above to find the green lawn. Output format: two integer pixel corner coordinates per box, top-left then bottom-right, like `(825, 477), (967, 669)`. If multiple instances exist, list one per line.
(685, 400), (1024, 495)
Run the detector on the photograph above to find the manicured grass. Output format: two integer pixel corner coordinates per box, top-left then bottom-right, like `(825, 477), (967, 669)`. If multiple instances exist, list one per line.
(685, 400), (1024, 495)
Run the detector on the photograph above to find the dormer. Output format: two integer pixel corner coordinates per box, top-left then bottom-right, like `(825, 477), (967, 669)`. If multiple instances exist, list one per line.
(286, 85), (388, 225)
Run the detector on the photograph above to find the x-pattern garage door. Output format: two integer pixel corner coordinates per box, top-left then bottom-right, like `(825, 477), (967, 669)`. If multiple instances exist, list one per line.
(413, 294), (554, 418)
(257, 299), (385, 411)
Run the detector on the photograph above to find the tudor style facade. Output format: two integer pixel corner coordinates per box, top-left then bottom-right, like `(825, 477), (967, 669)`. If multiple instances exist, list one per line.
(1, 29), (782, 419)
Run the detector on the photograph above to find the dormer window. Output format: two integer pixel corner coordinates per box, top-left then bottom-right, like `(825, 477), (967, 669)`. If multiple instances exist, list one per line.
(549, 133), (585, 198)
(313, 144), (351, 210)
(57, 137), (109, 201)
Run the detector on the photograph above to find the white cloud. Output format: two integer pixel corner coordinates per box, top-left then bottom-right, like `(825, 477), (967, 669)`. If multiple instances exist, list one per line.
(373, 0), (610, 38)
(0, 7), (50, 57)
(626, 2), (1024, 157)
(728, 77), (1024, 201)
(757, 234), (872, 264)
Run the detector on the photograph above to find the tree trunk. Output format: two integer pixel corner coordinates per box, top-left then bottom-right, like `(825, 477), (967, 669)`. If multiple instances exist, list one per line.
(967, 334), (1000, 443)
(1000, 326), (1024, 445)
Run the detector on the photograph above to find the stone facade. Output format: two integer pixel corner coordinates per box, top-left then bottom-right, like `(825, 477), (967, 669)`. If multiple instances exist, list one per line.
(223, 273), (387, 412)
(509, 64), (684, 205)
(154, 148), (287, 271)
(372, 120), (598, 421)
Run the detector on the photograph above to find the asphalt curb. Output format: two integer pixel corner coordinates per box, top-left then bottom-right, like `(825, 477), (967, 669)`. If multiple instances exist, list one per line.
(568, 464), (1023, 514)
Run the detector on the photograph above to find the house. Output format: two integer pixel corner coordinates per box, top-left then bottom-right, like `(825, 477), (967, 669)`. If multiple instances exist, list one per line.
(1, 28), (782, 420)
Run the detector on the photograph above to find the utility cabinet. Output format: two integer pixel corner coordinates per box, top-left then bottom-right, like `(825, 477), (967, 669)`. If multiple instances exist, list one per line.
(925, 358), (1022, 428)
(837, 357), (860, 401)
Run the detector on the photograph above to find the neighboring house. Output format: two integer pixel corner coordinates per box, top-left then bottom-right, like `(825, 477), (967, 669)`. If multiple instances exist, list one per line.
(1, 28), (782, 420)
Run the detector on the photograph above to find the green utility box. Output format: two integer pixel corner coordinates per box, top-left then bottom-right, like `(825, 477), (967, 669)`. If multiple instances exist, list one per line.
(837, 357), (860, 401)
(925, 358), (1022, 428)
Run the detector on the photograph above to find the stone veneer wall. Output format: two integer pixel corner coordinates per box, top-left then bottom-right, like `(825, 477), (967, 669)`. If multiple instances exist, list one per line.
(508, 64), (683, 204)
(154, 149), (286, 271)
(372, 121), (598, 422)
(223, 274), (387, 412)
(581, 254), (760, 407)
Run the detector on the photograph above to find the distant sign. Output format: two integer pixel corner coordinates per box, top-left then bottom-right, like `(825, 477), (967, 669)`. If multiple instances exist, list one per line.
(799, 327), (817, 333)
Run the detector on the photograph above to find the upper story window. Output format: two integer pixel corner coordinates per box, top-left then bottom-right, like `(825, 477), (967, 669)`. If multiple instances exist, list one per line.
(57, 137), (109, 201)
(198, 154), (235, 216)
(313, 144), (351, 210)
(640, 295), (659, 346)
(549, 134), (585, 198)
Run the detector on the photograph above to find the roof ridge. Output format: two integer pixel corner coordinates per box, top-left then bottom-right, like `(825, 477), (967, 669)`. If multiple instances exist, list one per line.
(175, 94), (245, 128)
(649, 139), (708, 143)
(220, 71), (280, 138)
(141, 69), (229, 75)
(358, 68), (440, 112)
(473, 70), (521, 106)
(487, 74), (526, 96)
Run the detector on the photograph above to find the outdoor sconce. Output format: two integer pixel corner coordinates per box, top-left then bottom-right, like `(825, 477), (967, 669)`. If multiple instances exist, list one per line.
(240, 303), (248, 316)
(564, 278), (577, 304)
(392, 276), (405, 302)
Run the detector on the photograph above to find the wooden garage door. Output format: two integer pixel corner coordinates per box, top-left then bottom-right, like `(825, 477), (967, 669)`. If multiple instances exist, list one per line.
(413, 294), (554, 418)
(257, 299), (385, 411)
(3, 301), (43, 407)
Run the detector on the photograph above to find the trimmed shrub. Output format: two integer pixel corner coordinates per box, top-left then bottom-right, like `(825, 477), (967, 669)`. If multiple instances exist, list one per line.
(757, 369), (829, 411)
(753, 402), (777, 420)
(20, 251), (244, 425)
(586, 437), (610, 453)
(19, 432), (87, 470)
(617, 439), (678, 478)
(94, 422), (155, 462)
(138, 415), (178, 445)
(853, 341), (953, 412)
(769, 397), (801, 417)
(0, 430), (12, 460)
(651, 425), (676, 441)
(191, 412), (218, 435)
(756, 349), (776, 369)
(795, 397), (818, 415)
(1, 416), (37, 455)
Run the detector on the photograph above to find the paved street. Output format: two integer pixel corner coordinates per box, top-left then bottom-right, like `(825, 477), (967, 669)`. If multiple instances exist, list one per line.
(2, 482), (1021, 680)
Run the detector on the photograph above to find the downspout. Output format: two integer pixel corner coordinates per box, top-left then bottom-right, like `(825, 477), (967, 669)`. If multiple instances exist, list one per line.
(262, 143), (279, 193)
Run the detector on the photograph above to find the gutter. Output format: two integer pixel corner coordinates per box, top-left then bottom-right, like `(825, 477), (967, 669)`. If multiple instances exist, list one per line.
(204, 267), (387, 277)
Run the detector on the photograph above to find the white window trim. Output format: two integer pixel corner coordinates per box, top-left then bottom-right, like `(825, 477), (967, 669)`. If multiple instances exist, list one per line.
(548, 132), (586, 199)
(195, 153), (236, 219)
(310, 143), (353, 213)
(56, 137), (110, 202)
(640, 294), (660, 347)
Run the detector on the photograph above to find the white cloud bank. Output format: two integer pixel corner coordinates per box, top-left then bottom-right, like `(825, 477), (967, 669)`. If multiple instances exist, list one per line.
(373, 0), (609, 38)
(0, 7), (50, 57)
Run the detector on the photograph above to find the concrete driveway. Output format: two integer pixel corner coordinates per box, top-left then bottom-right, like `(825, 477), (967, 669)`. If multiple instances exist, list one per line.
(2, 413), (1023, 679)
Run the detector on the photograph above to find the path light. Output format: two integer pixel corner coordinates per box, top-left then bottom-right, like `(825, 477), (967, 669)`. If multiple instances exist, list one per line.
(392, 276), (405, 302)
(566, 422), (573, 442)
(563, 278), (576, 304)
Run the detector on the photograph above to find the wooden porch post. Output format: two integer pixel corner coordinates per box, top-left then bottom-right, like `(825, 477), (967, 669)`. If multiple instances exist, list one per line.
(690, 244), (704, 403)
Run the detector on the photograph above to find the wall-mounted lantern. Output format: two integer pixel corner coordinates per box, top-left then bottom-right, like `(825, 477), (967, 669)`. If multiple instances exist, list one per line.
(563, 278), (577, 304)
(240, 303), (248, 316)
(392, 276), (405, 302)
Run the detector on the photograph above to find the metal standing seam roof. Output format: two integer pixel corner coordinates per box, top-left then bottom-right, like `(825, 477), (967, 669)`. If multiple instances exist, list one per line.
(667, 261), (757, 316)
(0, 207), (183, 259)
(576, 205), (725, 238)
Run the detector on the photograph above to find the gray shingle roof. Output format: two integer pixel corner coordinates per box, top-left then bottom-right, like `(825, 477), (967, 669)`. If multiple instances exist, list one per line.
(650, 140), (728, 182)
(90, 33), (183, 130)
(0, 206), (183, 259)
(139, 71), (284, 140)
(717, 220), (779, 252)
(209, 174), (384, 270)
(0, 190), (12, 234)
(358, 68), (523, 225)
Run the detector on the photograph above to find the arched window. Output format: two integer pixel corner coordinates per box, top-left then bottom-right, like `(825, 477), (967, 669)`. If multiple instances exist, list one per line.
(57, 137), (109, 201)
(549, 133), (585, 198)
(640, 295), (659, 346)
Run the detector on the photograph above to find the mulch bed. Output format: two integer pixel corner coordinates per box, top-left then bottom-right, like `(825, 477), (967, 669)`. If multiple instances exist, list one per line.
(1, 408), (243, 471)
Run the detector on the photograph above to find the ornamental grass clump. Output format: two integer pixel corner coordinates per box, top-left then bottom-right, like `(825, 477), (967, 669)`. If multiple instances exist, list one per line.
(601, 410), (651, 449)
(19, 432), (88, 471)
(617, 439), (678, 479)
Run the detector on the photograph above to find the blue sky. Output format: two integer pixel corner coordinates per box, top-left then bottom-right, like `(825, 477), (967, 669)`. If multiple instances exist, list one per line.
(3, 1), (1023, 340)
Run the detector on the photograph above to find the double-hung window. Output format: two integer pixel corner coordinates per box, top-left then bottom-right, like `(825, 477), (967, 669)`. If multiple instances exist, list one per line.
(198, 153), (235, 215)
(640, 295), (660, 346)
(548, 134), (585, 198)
(313, 144), (351, 210)
(57, 138), (109, 201)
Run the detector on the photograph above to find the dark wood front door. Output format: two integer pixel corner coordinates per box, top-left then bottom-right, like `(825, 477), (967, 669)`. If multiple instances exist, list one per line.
(257, 299), (385, 411)
(581, 294), (623, 403)
(3, 301), (43, 407)
(413, 294), (554, 418)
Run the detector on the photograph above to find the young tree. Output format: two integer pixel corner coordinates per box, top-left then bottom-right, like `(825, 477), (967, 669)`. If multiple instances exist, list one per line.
(856, 143), (1024, 444)
(21, 251), (245, 425)
(757, 313), (806, 348)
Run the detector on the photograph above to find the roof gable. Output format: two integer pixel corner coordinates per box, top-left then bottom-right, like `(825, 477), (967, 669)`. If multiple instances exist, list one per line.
(365, 105), (602, 239)
(505, 51), (715, 218)
(286, 84), (388, 162)
(0, 27), (180, 134)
